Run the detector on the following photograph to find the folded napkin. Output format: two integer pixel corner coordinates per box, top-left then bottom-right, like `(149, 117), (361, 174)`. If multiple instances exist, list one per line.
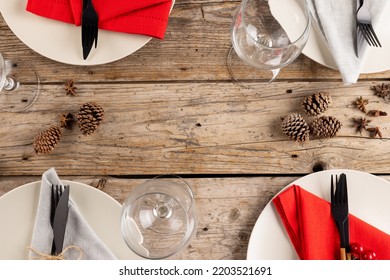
(273, 184), (390, 260)
(26, 0), (173, 39)
(307, 0), (389, 84)
(29, 168), (117, 260)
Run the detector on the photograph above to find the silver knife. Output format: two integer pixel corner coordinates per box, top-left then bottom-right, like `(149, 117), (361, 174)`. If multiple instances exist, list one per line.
(53, 185), (70, 255)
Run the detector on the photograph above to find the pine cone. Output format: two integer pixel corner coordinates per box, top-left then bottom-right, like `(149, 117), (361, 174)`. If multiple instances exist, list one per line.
(77, 102), (105, 135)
(281, 113), (310, 142)
(33, 125), (62, 154)
(302, 92), (331, 116)
(310, 116), (341, 138)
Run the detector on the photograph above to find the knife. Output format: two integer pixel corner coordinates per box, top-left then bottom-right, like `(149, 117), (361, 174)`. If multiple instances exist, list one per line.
(339, 173), (351, 260)
(53, 185), (70, 255)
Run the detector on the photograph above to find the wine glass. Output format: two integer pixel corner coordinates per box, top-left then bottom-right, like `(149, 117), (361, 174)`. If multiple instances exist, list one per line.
(0, 53), (39, 112)
(228, 0), (311, 85)
(121, 175), (197, 259)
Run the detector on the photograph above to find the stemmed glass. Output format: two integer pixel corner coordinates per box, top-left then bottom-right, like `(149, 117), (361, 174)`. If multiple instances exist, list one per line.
(0, 53), (39, 112)
(228, 0), (311, 85)
(121, 175), (197, 259)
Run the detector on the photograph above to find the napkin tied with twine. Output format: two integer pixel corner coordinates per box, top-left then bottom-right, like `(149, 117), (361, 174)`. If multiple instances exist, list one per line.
(26, 0), (173, 39)
(29, 168), (117, 260)
(273, 184), (390, 260)
(307, 0), (389, 84)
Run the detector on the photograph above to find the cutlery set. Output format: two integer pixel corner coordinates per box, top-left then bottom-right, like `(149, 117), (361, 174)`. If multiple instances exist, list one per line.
(81, 0), (98, 60)
(356, 0), (381, 57)
(50, 184), (70, 255)
(330, 173), (351, 260)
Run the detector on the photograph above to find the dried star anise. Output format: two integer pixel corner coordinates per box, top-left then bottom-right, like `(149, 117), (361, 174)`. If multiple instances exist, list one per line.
(372, 83), (390, 99)
(64, 79), (77, 96)
(59, 112), (74, 129)
(353, 96), (369, 113)
(367, 126), (382, 139)
(351, 116), (371, 133)
(366, 110), (388, 117)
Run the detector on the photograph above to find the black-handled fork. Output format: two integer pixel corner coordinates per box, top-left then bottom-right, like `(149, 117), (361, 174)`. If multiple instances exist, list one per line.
(330, 173), (351, 260)
(81, 0), (99, 60)
(50, 184), (63, 255)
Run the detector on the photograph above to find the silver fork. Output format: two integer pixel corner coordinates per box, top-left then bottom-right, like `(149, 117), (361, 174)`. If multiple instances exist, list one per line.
(356, 0), (381, 48)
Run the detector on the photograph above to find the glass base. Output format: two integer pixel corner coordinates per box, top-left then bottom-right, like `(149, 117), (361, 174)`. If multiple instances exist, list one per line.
(227, 46), (280, 88)
(0, 56), (39, 112)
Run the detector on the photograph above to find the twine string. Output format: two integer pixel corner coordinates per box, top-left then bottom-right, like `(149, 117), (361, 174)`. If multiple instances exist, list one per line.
(28, 245), (83, 260)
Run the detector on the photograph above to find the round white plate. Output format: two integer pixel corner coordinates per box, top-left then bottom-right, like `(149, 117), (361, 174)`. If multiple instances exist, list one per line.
(0, 180), (140, 260)
(0, 0), (174, 65)
(302, 5), (390, 73)
(246, 169), (390, 260)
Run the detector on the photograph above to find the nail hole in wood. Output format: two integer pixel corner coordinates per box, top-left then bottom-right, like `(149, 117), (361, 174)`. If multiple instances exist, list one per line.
(312, 162), (326, 172)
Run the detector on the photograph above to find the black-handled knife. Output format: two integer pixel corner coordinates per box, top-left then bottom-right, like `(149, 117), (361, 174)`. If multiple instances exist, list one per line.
(339, 173), (351, 260)
(53, 185), (70, 255)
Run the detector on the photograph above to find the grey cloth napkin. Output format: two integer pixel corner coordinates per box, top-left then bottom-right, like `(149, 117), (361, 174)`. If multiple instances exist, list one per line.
(29, 168), (117, 260)
(307, 0), (389, 84)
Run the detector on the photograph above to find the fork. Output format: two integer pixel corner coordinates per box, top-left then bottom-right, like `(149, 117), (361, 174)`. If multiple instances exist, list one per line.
(50, 184), (65, 255)
(330, 174), (350, 260)
(356, 0), (381, 48)
(81, 0), (99, 60)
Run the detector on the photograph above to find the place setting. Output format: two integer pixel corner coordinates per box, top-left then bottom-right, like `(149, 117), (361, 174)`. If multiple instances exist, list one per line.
(0, 168), (197, 260)
(247, 169), (390, 260)
(227, 0), (390, 86)
(0, 0), (175, 65)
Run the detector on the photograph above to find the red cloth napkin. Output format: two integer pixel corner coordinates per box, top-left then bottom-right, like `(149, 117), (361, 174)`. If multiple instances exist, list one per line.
(273, 184), (390, 260)
(26, 0), (173, 39)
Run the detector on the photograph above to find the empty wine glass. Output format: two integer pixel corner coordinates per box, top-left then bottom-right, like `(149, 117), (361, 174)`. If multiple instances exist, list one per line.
(0, 53), (39, 112)
(121, 175), (197, 259)
(228, 0), (311, 85)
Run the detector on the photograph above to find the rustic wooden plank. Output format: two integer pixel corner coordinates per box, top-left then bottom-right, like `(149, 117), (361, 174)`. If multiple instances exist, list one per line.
(0, 81), (388, 176)
(1, 3), (390, 83)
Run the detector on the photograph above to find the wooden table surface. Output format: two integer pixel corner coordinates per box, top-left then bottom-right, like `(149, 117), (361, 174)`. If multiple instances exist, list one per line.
(1, 1), (390, 260)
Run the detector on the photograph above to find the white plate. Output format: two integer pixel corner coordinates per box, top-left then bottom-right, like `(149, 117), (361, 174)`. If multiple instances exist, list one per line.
(246, 169), (390, 260)
(0, 180), (140, 260)
(302, 4), (390, 73)
(0, 0), (173, 65)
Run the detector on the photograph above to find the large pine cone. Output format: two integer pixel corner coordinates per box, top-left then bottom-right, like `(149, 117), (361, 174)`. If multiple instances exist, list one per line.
(281, 113), (310, 142)
(33, 125), (62, 154)
(77, 102), (104, 135)
(302, 92), (331, 116)
(310, 116), (341, 138)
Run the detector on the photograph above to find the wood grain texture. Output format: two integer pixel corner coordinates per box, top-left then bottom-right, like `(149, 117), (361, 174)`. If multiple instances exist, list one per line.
(1, 0), (390, 261)
(0, 81), (389, 176)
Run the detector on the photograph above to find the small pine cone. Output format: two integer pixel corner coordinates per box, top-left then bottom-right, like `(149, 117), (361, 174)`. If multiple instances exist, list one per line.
(77, 102), (105, 135)
(302, 92), (331, 116)
(33, 125), (62, 154)
(281, 113), (310, 142)
(310, 116), (342, 138)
